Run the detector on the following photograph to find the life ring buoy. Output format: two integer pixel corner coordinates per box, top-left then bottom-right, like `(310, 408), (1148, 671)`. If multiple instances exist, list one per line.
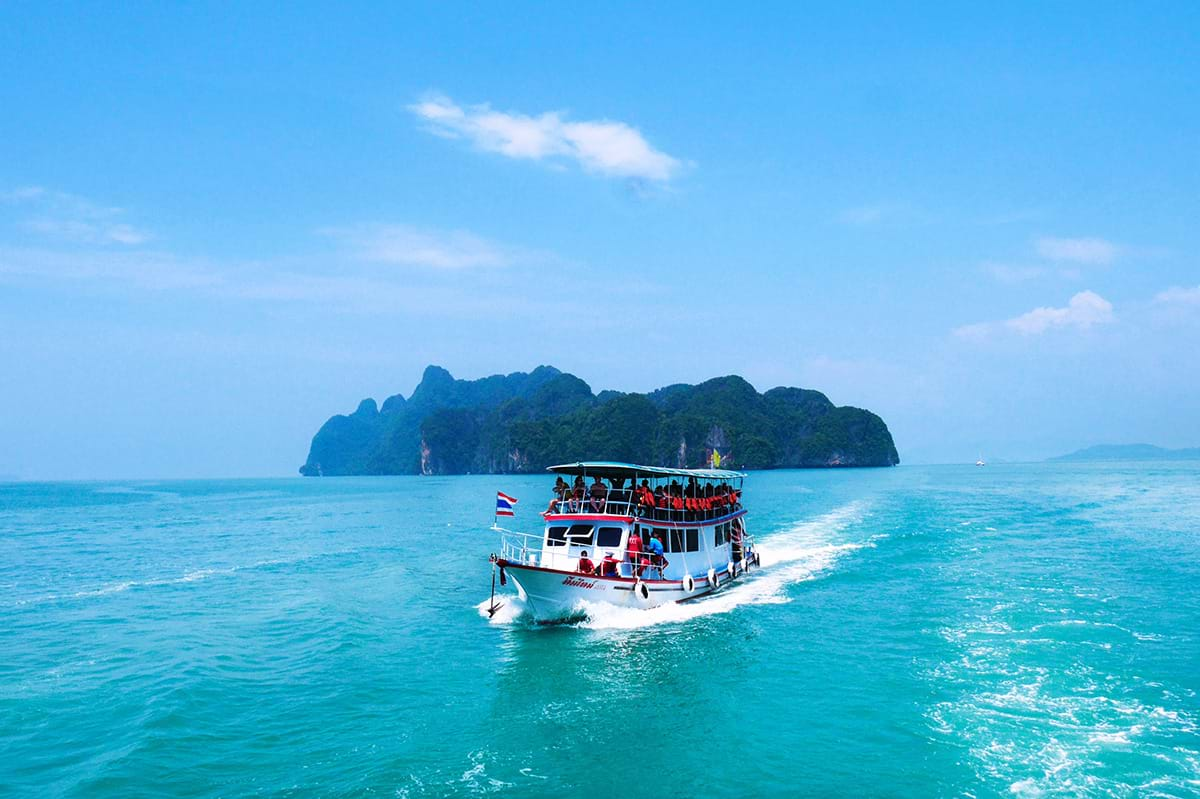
(707, 567), (717, 586)
(634, 580), (649, 600)
(682, 574), (695, 592)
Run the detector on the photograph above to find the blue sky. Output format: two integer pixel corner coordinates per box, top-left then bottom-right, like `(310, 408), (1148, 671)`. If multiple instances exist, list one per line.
(2, 3), (1198, 478)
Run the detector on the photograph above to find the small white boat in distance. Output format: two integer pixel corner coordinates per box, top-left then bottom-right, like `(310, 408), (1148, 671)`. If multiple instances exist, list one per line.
(490, 462), (758, 623)
(976, 453), (986, 466)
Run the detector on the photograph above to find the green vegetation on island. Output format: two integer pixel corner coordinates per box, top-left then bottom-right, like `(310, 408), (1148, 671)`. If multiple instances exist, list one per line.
(300, 365), (900, 476)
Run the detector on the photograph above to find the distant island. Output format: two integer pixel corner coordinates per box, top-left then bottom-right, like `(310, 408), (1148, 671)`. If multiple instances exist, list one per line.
(1050, 443), (1200, 462)
(300, 365), (900, 476)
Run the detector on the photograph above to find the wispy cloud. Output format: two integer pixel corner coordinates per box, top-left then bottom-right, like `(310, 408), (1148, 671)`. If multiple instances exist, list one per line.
(0, 246), (220, 291)
(2, 186), (151, 246)
(0, 215), (563, 316)
(1155, 285), (1200, 305)
(955, 290), (1115, 339)
(836, 203), (933, 227)
(410, 94), (681, 182)
(320, 224), (525, 269)
(983, 262), (1046, 284)
(1035, 236), (1118, 265)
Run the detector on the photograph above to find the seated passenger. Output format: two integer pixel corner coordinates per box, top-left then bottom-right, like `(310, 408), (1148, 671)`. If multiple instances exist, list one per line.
(544, 476), (570, 515)
(576, 550), (595, 574)
(598, 551), (620, 577)
(589, 476), (608, 512)
(571, 475), (586, 512)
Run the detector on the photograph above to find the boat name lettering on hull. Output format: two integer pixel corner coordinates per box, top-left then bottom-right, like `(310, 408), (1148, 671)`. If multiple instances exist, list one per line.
(562, 576), (597, 589)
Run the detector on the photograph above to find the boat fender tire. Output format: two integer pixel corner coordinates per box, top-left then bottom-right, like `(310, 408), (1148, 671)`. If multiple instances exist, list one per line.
(682, 574), (695, 593)
(727, 562), (736, 579)
(707, 568), (717, 586)
(634, 580), (650, 600)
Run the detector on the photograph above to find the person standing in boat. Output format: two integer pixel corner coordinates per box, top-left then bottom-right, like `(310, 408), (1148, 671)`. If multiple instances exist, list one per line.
(647, 532), (666, 578)
(731, 517), (744, 561)
(627, 526), (643, 576)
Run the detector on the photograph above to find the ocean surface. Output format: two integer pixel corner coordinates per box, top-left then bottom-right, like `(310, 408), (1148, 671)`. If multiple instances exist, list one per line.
(2, 463), (1198, 798)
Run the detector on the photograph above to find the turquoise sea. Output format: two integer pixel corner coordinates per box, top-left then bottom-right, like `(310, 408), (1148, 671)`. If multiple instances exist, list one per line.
(2, 463), (1198, 797)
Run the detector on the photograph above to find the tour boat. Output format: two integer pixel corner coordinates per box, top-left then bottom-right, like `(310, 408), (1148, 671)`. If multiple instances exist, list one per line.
(488, 462), (758, 622)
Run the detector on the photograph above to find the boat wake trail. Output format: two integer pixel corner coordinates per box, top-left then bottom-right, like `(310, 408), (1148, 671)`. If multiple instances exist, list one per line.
(481, 500), (880, 630)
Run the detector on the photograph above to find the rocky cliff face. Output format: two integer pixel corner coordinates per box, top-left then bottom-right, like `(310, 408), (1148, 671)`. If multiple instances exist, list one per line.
(300, 365), (899, 476)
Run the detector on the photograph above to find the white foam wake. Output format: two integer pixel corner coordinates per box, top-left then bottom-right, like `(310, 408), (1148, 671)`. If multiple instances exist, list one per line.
(482, 500), (879, 630)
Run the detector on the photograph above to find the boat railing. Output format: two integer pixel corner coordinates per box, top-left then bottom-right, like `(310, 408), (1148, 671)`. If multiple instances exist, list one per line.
(497, 528), (545, 566)
(547, 494), (741, 523)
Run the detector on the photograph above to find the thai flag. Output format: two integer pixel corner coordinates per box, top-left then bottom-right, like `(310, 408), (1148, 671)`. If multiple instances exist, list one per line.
(495, 491), (518, 517)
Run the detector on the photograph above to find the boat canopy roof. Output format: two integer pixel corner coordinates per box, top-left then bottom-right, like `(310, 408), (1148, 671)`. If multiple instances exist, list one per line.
(546, 461), (746, 481)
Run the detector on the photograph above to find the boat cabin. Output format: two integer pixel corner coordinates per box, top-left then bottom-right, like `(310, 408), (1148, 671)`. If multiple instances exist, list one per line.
(534, 461), (748, 581)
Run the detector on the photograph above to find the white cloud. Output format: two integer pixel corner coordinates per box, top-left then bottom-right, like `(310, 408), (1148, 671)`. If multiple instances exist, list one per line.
(320, 224), (515, 269)
(1155, 285), (1200, 305)
(410, 95), (681, 182)
(951, 321), (993, 341)
(1005, 290), (1114, 334)
(1035, 236), (1118, 265)
(954, 290), (1115, 339)
(3, 186), (151, 245)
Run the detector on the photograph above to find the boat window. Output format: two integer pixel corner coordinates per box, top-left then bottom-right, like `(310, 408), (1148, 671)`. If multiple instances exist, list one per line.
(686, 529), (699, 552)
(668, 529), (684, 552)
(652, 528), (669, 550)
(596, 526), (623, 548)
(567, 524), (594, 546)
(547, 526), (568, 547)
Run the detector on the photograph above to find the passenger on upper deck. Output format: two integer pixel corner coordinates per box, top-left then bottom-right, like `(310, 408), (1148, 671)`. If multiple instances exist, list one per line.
(588, 476), (608, 512)
(609, 476), (627, 507)
(571, 475), (586, 512)
(576, 550), (595, 574)
(544, 476), (570, 515)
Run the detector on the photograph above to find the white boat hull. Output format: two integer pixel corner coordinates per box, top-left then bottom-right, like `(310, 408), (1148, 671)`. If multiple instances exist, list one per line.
(498, 559), (751, 622)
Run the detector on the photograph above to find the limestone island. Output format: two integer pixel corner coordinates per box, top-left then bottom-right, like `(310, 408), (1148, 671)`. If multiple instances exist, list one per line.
(300, 365), (900, 476)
